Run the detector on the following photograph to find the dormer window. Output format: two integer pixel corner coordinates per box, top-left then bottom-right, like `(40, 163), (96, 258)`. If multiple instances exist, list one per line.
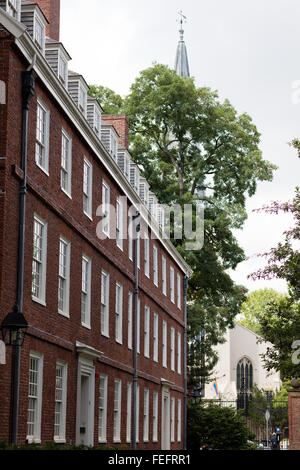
(67, 72), (89, 117)
(21, 2), (48, 55)
(5, 0), (21, 19)
(117, 149), (130, 180)
(139, 177), (149, 207)
(130, 162), (140, 193)
(45, 41), (71, 88)
(149, 192), (158, 219)
(101, 124), (119, 161)
(87, 97), (103, 137)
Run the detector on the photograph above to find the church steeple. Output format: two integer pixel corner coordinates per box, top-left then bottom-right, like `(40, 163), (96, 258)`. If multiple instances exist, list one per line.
(174, 11), (190, 77)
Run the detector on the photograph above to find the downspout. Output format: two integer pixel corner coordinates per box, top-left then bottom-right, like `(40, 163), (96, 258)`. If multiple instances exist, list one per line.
(183, 275), (188, 450)
(11, 61), (36, 445)
(132, 212), (140, 450)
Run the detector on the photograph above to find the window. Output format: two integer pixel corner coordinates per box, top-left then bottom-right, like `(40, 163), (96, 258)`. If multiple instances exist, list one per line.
(7, 0), (20, 19)
(83, 157), (92, 218)
(113, 380), (122, 442)
(128, 291), (133, 349)
(35, 99), (49, 173)
(177, 332), (182, 375)
(61, 129), (72, 197)
(102, 182), (110, 236)
(58, 237), (70, 317)
(126, 382), (132, 443)
(177, 274), (181, 309)
(95, 110), (101, 136)
(128, 214), (133, 260)
(143, 388), (149, 442)
(153, 246), (158, 286)
(162, 321), (167, 368)
(136, 384), (140, 443)
(116, 197), (123, 250)
(144, 305), (150, 358)
(81, 255), (91, 328)
(54, 361), (67, 442)
(137, 235), (140, 269)
(236, 357), (253, 411)
(27, 352), (43, 443)
(99, 375), (108, 442)
(115, 282), (123, 344)
(79, 84), (87, 115)
(162, 256), (167, 295)
(58, 54), (68, 86)
(137, 298), (140, 354)
(111, 135), (118, 160)
(177, 400), (182, 442)
(32, 214), (47, 304)
(170, 267), (175, 303)
(171, 327), (175, 372)
(144, 236), (149, 277)
(153, 313), (158, 363)
(171, 397), (175, 442)
(153, 391), (158, 442)
(34, 15), (45, 52)
(101, 271), (110, 337)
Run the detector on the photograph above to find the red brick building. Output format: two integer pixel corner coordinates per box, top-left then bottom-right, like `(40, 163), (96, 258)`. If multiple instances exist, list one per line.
(0, 1), (192, 449)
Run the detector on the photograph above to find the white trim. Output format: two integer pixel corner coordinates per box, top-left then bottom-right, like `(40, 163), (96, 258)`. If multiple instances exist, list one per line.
(54, 360), (68, 442)
(58, 235), (71, 318)
(81, 255), (92, 329)
(98, 374), (108, 443)
(26, 350), (43, 444)
(100, 270), (110, 338)
(128, 291), (133, 350)
(162, 256), (167, 296)
(31, 213), (47, 305)
(144, 305), (150, 358)
(126, 382), (132, 443)
(83, 156), (93, 219)
(153, 245), (158, 286)
(162, 320), (167, 368)
(170, 327), (175, 372)
(113, 379), (122, 442)
(143, 388), (149, 442)
(61, 128), (72, 198)
(144, 235), (150, 278)
(35, 97), (50, 175)
(102, 180), (110, 238)
(153, 313), (158, 363)
(115, 282), (123, 344)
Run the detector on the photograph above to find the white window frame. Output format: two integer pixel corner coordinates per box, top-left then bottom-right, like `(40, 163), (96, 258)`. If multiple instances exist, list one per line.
(177, 273), (181, 309)
(101, 270), (110, 338)
(128, 214), (133, 261)
(116, 197), (123, 251)
(177, 399), (182, 442)
(35, 98), (50, 174)
(54, 360), (68, 443)
(153, 245), (158, 286)
(144, 305), (150, 358)
(27, 351), (43, 444)
(7, 0), (21, 20)
(113, 379), (122, 443)
(162, 256), (167, 296)
(137, 235), (140, 270)
(98, 375), (108, 443)
(102, 181), (110, 237)
(143, 388), (149, 442)
(126, 382), (132, 443)
(144, 235), (149, 277)
(177, 332), (182, 375)
(61, 128), (72, 198)
(58, 53), (68, 86)
(58, 236), (71, 318)
(137, 298), (140, 354)
(128, 291), (133, 349)
(171, 397), (175, 443)
(34, 12), (45, 54)
(115, 282), (123, 344)
(81, 255), (91, 329)
(78, 83), (87, 116)
(31, 214), (47, 306)
(162, 321), (167, 368)
(170, 266), (175, 303)
(171, 327), (175, 372)
(83, 157), (93, 219)
(136, 384), (140, 443)
(153, 391), (158, 442)
(153, 313), (158, 363)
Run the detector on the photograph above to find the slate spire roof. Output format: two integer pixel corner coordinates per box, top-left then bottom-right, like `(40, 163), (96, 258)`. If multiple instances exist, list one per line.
(174, 13), (190, 77)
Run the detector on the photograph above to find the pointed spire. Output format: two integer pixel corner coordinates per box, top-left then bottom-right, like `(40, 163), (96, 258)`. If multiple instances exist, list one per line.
(175, 11), (190, 77)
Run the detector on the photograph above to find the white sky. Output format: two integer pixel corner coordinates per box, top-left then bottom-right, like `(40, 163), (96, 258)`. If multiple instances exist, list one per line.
(60, 0), (300, 294)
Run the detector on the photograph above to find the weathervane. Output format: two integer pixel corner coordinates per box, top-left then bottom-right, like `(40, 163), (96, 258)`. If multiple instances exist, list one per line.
(177, 10), (187, 41)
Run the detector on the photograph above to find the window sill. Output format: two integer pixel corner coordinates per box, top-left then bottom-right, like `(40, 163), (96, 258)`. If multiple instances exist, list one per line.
(32, 296), (46, 307)
(26, 437), (41, 445)
(54, 438), (66, 444)
(61, 187), (72, 199)
(58, 309), (70, 319)
(35, 161), (49, 176)
(98, 439), (107, 444)
(84, 211), (93, 221)
(81, 322), (91, 330)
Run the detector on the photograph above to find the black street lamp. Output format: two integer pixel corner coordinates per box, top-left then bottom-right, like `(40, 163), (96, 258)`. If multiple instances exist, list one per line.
(0, 304), (28, 347)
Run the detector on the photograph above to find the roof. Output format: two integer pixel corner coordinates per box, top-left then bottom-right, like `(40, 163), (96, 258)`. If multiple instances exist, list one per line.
(174, 29), (190, 77)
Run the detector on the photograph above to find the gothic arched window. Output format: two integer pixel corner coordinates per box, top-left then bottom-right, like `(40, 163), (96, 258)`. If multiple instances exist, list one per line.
(236, 357), (253, 413)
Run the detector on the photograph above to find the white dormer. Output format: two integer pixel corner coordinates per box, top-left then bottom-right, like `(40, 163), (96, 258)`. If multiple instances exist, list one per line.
(117, 149), (130, 180)
(45, 40), (71, 88)
(157, 205), (165, 229)
(0, 0), (21, 20)
(87, 97), (103, 137)
(21, 1), (48, 55)
(129, 162), (140, 193)
(149, 192), (158, 220)
(101, 123), (119, 161)
(67, 71), (89, 117)
(139, 177), (149, 208)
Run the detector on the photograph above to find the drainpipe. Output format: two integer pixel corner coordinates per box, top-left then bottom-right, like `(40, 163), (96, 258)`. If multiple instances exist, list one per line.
(11, 63), (36, 445)
(132, 212), (140, 450)
(183, 275), (188, 450)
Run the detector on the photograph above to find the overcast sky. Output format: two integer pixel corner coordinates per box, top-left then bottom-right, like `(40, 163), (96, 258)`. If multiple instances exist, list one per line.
(60, 0), (300, 294)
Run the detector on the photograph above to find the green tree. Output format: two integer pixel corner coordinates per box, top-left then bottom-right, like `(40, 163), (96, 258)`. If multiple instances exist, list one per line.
(187, 401), (254, 450)
(123, 63), (276, 387)
(88, 84), (124, 114)
(239, 288), (287, 335)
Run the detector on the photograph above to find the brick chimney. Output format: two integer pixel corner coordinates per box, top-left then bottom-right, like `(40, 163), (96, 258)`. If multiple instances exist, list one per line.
(35, 0), (60, 42)
(102, 115), (129, 150)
